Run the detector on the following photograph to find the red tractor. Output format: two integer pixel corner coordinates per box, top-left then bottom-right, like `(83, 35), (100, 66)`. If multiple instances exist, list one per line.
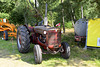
(17, 0), (70, 64)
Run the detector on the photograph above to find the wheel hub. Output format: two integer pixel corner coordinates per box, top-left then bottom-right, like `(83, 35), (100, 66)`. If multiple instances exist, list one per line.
(67, 46), (70, 56)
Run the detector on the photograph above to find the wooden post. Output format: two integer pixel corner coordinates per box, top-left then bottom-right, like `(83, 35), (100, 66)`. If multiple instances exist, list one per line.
(71, 6), (75, 27)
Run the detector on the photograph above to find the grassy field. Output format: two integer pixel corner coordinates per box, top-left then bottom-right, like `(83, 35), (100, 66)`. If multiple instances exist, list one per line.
(0, 28), (100, 67)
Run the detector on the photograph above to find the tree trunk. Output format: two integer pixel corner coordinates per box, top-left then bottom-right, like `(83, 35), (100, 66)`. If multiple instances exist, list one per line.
(71, 16), (75, 27)
(81, 6), (83, 18)
(63, 15), (65, 33)
(71, 6), (75, 27)
(61, 0), (65, 33)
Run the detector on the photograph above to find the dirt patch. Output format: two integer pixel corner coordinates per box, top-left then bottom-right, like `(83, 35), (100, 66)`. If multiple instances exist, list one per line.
(65, 28), (74, 34)
(0, 58), (41, 67)
(0, 50), (40, 67)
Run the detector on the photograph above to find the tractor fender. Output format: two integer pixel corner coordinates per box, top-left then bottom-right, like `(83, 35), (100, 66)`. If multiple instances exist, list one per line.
(23, 25), (32, 34)
(28, 27), (34, 32)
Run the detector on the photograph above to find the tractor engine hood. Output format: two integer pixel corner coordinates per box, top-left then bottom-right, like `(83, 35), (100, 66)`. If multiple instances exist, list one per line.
(34, 26), (60, 36)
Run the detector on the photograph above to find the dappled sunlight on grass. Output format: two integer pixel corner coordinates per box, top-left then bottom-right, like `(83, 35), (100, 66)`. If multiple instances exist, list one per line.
(0, 28), (100, 67)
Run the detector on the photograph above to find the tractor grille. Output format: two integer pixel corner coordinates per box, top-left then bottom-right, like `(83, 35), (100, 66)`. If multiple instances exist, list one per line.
(47, 30), (61, 46)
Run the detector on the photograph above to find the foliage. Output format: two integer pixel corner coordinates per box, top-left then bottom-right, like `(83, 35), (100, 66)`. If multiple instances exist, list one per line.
(0, 1), (15, 13)
(0, 29), (100, 66)
(9, 9), (24, 24)
(0, 0), (100, 27)
(64, 21), (72, 29)
(0, 12), (9, 19)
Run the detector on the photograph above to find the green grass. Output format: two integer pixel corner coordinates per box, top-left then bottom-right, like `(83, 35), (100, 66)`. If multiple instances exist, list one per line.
(0, 30), (100, 67)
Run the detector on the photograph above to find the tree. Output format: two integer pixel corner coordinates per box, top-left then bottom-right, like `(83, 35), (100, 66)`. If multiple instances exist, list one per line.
(0, 0), (100, 26)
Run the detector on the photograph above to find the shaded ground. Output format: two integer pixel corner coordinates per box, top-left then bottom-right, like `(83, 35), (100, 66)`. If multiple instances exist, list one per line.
(0, 28), (100, 67)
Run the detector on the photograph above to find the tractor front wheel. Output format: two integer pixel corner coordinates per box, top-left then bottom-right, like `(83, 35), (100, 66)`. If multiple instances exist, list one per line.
(60, 42), (70, 59)
(34, 45), (42, 64)
(17, 25), (30, 53)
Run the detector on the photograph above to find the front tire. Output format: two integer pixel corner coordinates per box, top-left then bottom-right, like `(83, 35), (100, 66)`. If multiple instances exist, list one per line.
(34, 45), (42, 64)
(17, 25), (30, 53)
(60, 42), (70, 59)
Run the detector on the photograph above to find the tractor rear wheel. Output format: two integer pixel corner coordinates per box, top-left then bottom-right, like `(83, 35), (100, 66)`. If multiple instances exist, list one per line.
(60, 42), (70, 59)
(3, 30), (8, 41)
(34, 45), (42, 64)
(17, 25), (30, 53)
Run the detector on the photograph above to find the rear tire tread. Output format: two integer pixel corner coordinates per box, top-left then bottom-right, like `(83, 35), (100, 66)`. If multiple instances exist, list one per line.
(17, 25), (30, 53)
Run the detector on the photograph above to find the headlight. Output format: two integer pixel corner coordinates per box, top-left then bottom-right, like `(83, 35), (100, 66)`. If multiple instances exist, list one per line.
(44, 31), (46, 34)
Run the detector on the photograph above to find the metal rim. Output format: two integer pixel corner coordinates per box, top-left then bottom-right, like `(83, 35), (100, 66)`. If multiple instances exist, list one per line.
(34, 47), (37, 62)
(67, 46), (70, 56)
(17, 35), (21, 48)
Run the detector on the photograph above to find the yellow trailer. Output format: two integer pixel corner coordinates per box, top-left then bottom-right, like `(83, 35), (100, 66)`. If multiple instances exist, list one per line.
(85, 18), (100, 48)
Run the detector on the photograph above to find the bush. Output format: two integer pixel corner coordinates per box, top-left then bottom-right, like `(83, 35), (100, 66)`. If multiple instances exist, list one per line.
(0, 12), (9, 19)
(9, 10), (24, 25)
(65, 21), (72, 29)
